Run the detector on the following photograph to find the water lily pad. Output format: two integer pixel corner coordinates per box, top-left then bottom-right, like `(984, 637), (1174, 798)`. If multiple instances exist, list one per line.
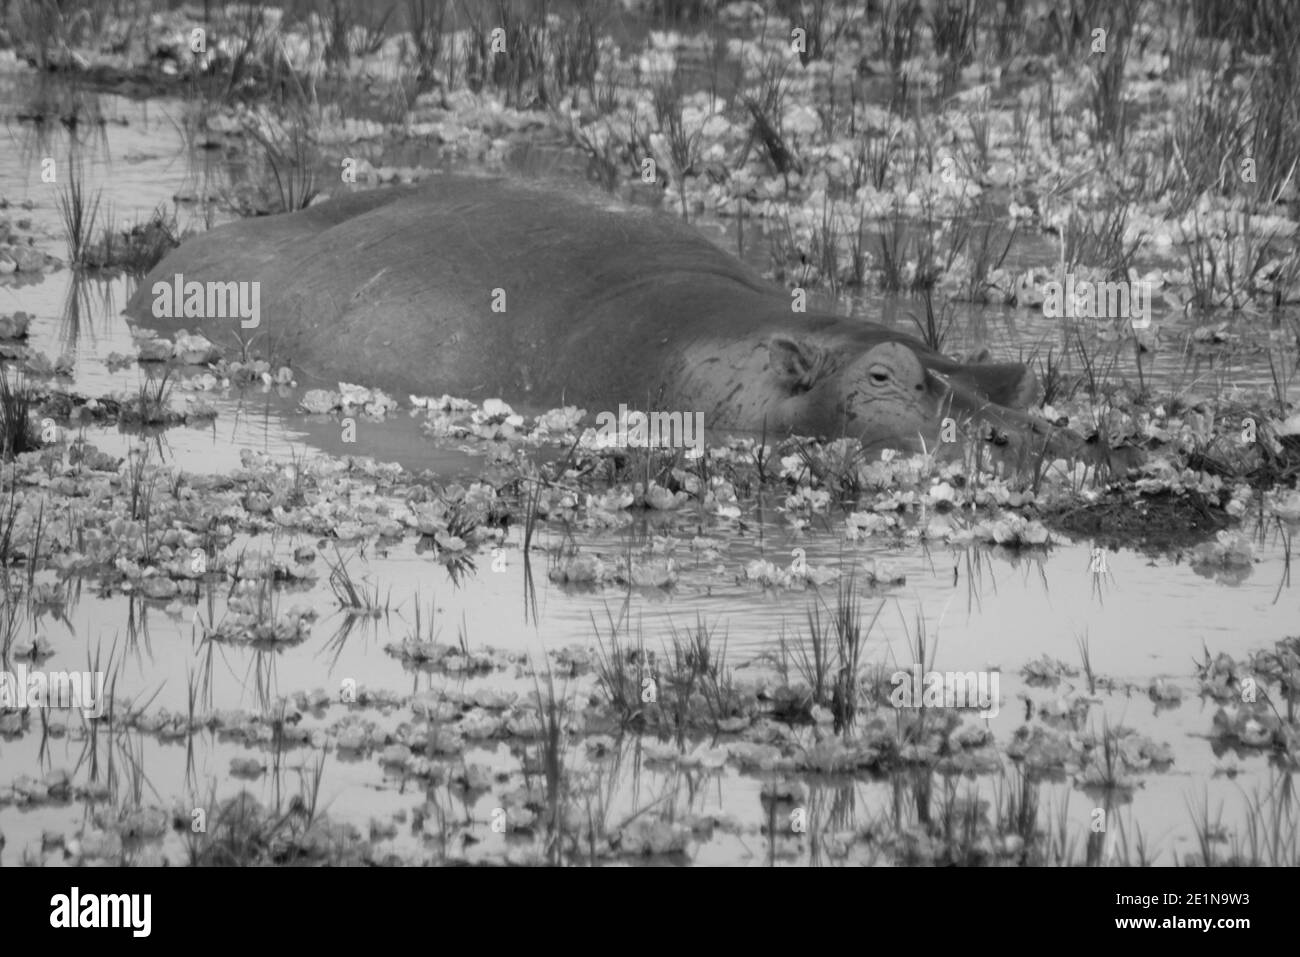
(0, 311), (32, 339)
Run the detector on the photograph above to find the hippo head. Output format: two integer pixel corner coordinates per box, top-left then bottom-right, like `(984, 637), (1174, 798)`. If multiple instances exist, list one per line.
(765, 336), (946, 449)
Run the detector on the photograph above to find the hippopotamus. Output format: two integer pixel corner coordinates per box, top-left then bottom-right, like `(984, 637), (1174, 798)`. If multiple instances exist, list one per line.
(126, 175), (1071, 454)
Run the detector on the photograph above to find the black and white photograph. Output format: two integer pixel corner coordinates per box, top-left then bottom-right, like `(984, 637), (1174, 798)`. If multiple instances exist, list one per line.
(0, 0), (1291, 919)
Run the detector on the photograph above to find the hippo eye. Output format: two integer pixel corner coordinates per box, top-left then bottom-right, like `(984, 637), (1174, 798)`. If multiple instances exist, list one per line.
(868, 366), (891, 386)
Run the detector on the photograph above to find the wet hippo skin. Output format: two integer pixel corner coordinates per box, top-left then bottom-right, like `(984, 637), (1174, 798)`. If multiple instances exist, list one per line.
(127, 175), (1073, 453)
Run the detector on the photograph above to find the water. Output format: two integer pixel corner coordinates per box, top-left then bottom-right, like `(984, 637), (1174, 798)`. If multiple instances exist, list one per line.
(1, 76), (1296, 866)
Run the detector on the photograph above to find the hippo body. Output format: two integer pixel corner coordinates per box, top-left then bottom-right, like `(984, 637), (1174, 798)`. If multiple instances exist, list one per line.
(127, 175), (1052, 450)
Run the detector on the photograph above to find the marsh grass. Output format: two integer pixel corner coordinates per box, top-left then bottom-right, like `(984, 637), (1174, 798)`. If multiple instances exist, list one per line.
(878, 0), (922, 112)
(662, 620), (701, 744)
(58, 270), (107, 355)
(1035, 345), (1081, 408)
(1085, 10), (1133, 157)
(1264, 349), (1298, 419)
(128, 369), (175, 426)
(220, 4), (310, 108)
(404, 0), (448, 90)
(560, 106), (626, 191)
(284, 446), (310, 508)
(1090, 716), (1127, 793)
(519, 509), (542, 626)
(325, 546), (390, 615)
(653, 75), (705, 221)
(527, 663), (573, 864)
(182, 776), (340, 866)
(460, 0), (602, 109)
(1243, 61), (1300, 209)
(828, 580), (878, 735)
(930, 0), (979, 96)
(784, 579), (881, 734)
(1184, 791), (1229, 866)
(810, 197), (848, 300)
(1068, 324), (1122, 403)
(7, 0), (101, 70)
(56, 159), (101, 266)
(775, 0), (849, 65)
(876, 205), (913, 294)
(991, 765), (1038, 856)
(1181, 211), (1286, 310)
(75, 634), (121, 783)
(547, 0), (603, 96)
(318, 0), (394, 68)
(14, 75), (110, 178)
(22, 496), (46, 594)
(878, 191), (968, 295)
(660, 613), (736, 738)
(744, 56), (800, 183)
(0, 480), (22, 581)
(246, 116), (320, 214)
(1059, 205), (1143, 281)
(87, 205), (180, 274)
(1234, 780), (1300, 866)
(0, 590), (24, 662)
(1164, 41), (1299, 213)
(906, 286), (958, 352)
(591, 603), (646, 726)
(851, 126), (900, 193)
(890, 604), (939, 740)
(0, 374), (38, 460)
(1075, 629), (1097, 695)
(1269, 252), (1300, 312)
(1110, 810), (1158, 867)
(1164, 75), (1246, 215)
(964, 215), (1019, 304)
(399, 592), (438, 654)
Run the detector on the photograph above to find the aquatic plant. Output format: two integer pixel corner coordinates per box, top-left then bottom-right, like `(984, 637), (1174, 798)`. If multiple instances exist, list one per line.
(220, 3), (308, 107)
(1231, 778), (1300, 867)
(906, 286), (958, 353)
(1059, 204), (1144, 283)
(1075, 630), (1097, 696)
(1084, 1), (1136, 157)
(245, 115), (320, 214)
(125, 369), (176, 427)
(318, 0), (393, 68)
(929, 0), (979, 96)
(878, 0), (923, 112)
(526, 664), (573, 865)
(591, 604), (645, 726)
(55, 158), (102, 266)
(404, 0), (448, 90)
(85, 205), (180, 274)
(652, 75), (705, 222)
(325, 546), (391, 615)
(0, 373), (38, 459)
(6, 0), (101, 71)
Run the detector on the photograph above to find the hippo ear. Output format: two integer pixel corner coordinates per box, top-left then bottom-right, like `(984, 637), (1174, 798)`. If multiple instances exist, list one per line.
(767, 336), (828, 392)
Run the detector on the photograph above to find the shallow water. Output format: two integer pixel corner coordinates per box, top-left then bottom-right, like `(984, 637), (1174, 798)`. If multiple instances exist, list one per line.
(1, 78), (1297, 866)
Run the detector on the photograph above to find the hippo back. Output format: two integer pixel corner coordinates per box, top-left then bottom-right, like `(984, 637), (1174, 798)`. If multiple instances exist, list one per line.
(126, 175), (1039, 429)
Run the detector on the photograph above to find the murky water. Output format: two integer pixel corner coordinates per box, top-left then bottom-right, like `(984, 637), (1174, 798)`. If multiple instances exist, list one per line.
(1, 75), (1297, 866)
